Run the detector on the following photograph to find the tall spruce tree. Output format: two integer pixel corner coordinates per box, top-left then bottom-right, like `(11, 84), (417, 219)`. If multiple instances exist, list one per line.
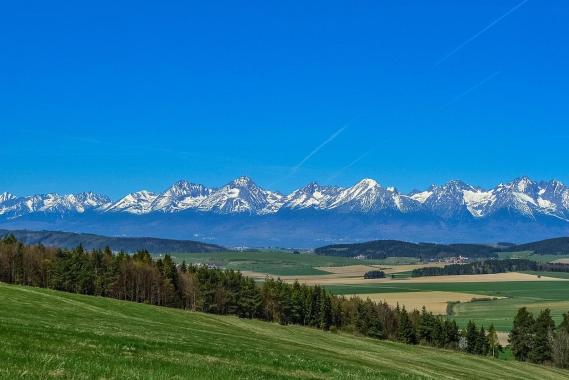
(510, 307), (535, 362)
(465, 320), (479, 354)
(529, 309), (555, 364)
(398, 308), (417, 344)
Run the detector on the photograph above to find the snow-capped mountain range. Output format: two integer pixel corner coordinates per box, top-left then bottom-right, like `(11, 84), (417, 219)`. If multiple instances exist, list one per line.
(1, 176), (569, 221)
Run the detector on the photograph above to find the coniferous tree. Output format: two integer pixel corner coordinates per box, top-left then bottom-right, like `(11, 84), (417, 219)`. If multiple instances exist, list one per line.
(319, 290), (333, 331)
(510, 307), (535, 362)
(398, 308), (417, 344)
(465, 321), (479, 354)
(478, 326), (489, 356)
(529, 309), (555, 364)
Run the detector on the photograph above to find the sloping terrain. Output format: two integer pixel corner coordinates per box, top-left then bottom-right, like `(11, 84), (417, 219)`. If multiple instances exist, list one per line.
(1, 283), (568, 379)
(0, 229), (225, 253)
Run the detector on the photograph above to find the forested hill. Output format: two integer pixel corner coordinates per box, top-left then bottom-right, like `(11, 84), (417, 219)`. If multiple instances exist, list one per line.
(0, 229), (225, 253)
(315, 238), (569, 259)
(509, 237), (569, 255)
(314, 240), (498, 259)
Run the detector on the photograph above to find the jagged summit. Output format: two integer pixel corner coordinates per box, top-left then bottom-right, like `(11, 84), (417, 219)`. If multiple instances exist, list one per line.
(1, 177), (568, 221)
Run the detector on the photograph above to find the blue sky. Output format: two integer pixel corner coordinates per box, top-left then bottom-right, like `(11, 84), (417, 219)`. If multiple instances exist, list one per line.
(1, 1), (568, 198)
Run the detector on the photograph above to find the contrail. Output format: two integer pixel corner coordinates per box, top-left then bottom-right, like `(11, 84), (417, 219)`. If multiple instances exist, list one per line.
(291, 123), (350, 174)
(443, 71), (500, 108)
(267, 120), (353, 189)
(435, 0), (529, 66)
(326, 150), (373, 183)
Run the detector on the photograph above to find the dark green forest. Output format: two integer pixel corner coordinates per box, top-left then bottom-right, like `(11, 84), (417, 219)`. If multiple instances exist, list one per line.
(411, 259), (569, 277)
(315, 240), (499, 259)
(315, 238), (569, 260)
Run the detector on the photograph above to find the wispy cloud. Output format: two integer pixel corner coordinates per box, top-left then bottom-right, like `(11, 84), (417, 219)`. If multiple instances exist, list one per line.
(326, 150), (373, 183)
(442, 71), (501, 108)
(291, 122), (350, 174)
(435, 0), (529, 66)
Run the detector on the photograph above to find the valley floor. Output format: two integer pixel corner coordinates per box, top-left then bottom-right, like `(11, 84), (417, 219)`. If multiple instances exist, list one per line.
(1, 283), (568, 379)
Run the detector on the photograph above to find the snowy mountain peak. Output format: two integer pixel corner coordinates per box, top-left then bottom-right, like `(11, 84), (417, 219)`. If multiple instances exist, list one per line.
(0, 192), (16, 203)
(511, 176), (537, 193)
(104, 190), (158, 214)
(3, 176), (569, 221)
(284, 182), (343, 210)
(150, 180), (213, 212)
(356, 178), (380, 189)
(230, 176), (255, 188)
(197, 177), (283, 214)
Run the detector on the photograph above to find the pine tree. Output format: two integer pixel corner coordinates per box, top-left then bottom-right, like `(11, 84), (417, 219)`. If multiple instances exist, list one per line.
(529, 308), (555, 364)
(398, 308), (417, 344)
(465, 320), (479, 354)
(478, 326), (489, 356)
(417, 307), (435, 344)
(319, 291), (333, 331)
(510, 307), (535, 362)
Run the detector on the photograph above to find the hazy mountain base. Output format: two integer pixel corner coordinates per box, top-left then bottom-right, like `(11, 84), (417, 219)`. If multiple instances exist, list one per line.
(2, 210), (568, 247)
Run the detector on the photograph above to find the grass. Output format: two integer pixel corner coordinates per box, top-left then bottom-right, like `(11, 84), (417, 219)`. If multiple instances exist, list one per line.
(325, 281), (569, 331)
(523, 271), (569, 279)
(164, 250), (389, 276)
(1, 283), (568, 379)
(497, 251), (569, 263)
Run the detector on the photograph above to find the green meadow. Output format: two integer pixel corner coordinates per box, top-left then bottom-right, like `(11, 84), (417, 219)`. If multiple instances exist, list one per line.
(164, 250), (392, 276)
(497, 251), (569, 263)
(2, 283), (568, 379)
(325, 281), (569, 331)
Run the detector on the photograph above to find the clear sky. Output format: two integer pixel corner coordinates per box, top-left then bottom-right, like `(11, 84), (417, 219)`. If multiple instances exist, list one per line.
(1, 1), (568, 198)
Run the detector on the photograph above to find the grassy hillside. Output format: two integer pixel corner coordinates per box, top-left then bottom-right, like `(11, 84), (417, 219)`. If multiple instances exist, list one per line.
(1, 283), (568, 379)
(0, 229), (225, 253)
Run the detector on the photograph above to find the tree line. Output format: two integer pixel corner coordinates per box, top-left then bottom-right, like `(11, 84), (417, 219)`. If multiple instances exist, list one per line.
(411, 259), (569, 277)
(1, 235), (568, 369)
(510, 308), (569, 368)
(363, 270), (385, 279)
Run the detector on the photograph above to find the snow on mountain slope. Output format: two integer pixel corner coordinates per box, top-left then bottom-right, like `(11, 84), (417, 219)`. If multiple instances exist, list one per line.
(151, 180), (213, 212)
(104, 191), (158, 214)
(0, 192), (111, 217)
(423, 180), (478, 218)
(0, 192), (16, 204)
(2, 177), (568, 222)
(327, 179), (420, 213)
(409, 190), (433, 204)
(283, 183), (343, 210)
(197, 176), (284, 214)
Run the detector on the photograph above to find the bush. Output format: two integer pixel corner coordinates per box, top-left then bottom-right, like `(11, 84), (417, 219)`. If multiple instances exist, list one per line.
(363, 270), (386, 279)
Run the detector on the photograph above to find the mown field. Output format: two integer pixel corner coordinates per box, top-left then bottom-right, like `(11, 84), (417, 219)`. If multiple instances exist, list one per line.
(1, 283), (568, 380)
